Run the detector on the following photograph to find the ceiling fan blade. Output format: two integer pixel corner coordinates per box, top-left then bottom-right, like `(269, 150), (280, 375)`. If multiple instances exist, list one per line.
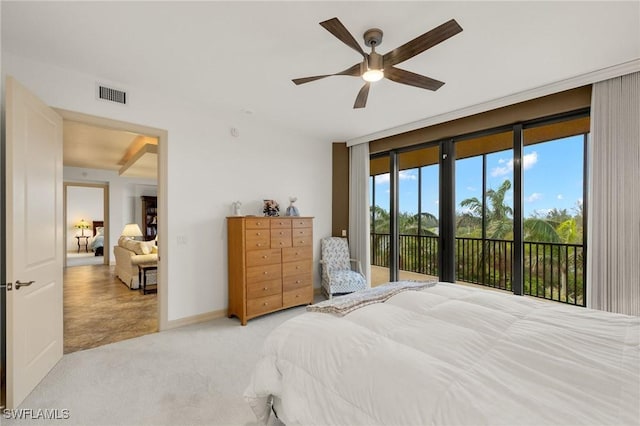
(383, 19), (463, 67)
(385, 67), (445, 91)
(292, 63), (361, 85)
(320, 17), (366, 57)
(353, 82), (370, 109)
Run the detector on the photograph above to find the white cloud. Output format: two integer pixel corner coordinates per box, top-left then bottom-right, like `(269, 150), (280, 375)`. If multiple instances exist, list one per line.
(491, 151), (538, 177)
(466, 186), (477, 191)
(375, 173), (390, 184)
(557, 194), (564, 200)
(374, 170), (416, 185)
(526, 192), (543, 203)
(533, 208), (553, 216)
(399, 170), (417, 181)
(523, 151), (538, 170)
(491, 164), (510, 177)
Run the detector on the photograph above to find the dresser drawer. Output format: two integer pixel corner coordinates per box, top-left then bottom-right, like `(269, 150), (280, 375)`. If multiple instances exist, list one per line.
(292, 231), (312, 247)
(270, 218), (292, 229)
(283, 260), (312, 277)
(246, 264), (282, 284)
(292, 227), (312, 239)
(246, 249), (281, 267)
(245, 231), (270, 251)
(245, 219), (270, 229)
(292, 218), (313, 229)
(283, 274), (312, 291)
(247, 279), (282, 299)
(247, 294), (283, 317)
(271, 228), (292, 248)
(282, 247), (313, 263)
(283, 287), (313, 308)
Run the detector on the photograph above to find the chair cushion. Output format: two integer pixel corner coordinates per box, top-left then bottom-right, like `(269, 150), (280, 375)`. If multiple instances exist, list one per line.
(327, 270), (367, 294)
(321, 237), (351, 271)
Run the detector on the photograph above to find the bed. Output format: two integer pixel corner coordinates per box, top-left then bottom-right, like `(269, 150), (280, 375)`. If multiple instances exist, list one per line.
(244, 281), (640, 425)
(90, 220), (104, 256)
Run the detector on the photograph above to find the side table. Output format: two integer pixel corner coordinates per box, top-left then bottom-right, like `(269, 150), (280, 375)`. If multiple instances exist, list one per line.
(137, 263), (157, 295)
(75, 235), (90, 253)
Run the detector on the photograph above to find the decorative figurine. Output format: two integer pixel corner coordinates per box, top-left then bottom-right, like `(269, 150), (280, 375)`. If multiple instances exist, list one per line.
(263, 199), (280, 217)
(285, 196), (300, 217)
(232, 201), (242, 216)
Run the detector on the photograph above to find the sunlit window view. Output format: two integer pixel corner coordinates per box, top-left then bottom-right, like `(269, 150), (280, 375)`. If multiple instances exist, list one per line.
(369, 116), (588, 306)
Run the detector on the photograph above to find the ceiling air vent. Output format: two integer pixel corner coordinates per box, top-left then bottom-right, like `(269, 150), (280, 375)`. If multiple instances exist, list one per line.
(97, 84), (127, 105)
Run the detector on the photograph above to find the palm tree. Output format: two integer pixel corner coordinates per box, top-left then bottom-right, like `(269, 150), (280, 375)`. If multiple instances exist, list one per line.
(459, 180), (514, 288)
(524, 215), (583, 303)
(370, 205), (390, 267)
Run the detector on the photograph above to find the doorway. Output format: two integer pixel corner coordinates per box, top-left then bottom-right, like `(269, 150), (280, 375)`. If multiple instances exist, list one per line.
(64, 183), (109, 268)
(57, 111), (166, 353)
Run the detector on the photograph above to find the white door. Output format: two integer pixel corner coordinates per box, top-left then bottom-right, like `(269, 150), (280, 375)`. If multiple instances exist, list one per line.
(5, 76), (64, 408)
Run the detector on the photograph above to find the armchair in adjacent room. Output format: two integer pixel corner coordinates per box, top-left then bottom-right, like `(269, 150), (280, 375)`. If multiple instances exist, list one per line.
(320, 237), (367, 299)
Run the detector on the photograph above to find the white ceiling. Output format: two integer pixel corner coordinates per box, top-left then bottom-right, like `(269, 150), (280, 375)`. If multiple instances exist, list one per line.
(3, 1), (639, 144)
(63, 120), (158, 178)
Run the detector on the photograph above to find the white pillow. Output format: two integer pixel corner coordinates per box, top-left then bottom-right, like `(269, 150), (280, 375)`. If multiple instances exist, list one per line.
(95, 226), (104, 236)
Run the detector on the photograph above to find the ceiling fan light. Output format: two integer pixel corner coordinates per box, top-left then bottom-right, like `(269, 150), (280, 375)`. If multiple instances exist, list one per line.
(363, 69), (384, 82)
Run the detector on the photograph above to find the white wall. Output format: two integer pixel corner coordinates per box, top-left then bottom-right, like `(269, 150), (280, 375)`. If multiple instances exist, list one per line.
(64, 167), (157, 264)
(5, 52), (332, 322)
(66, 186), (103, 252)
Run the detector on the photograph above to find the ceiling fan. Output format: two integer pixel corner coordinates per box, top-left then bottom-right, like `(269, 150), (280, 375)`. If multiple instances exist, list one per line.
(292, 17), (463, 109)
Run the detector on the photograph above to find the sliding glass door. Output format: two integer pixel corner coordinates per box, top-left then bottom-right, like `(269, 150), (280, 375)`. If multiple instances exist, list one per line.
(397, 146), (439, 282)
(369, 111), (589, 305)
(521, 118), (588, 305)
(370, 154), (391, 286)
(455, 131), (514, 291)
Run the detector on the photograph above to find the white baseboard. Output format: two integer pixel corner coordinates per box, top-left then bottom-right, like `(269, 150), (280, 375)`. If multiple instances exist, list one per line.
(164, 309), (227, 330)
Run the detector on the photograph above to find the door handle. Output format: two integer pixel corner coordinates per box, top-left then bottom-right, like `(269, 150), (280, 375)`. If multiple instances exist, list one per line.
(15, 280), (35, 290)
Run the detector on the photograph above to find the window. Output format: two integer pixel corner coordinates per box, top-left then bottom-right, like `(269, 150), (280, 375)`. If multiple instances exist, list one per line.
(370, 112), (589, 306)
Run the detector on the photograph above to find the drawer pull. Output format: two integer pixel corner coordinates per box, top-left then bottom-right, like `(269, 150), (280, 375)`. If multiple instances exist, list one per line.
(296, 280), (301, 284)
(257, 244), (262, 247)
(263, 287), (268, 291)
(301, 241), (305, 244)
(262, 255), (267, 259)
(263, 302), (268, 306)
(280, 242), (284, 245)
(296, 266), (300, 269)
(295, 294), (300, 298)
(263, 271), (268, 275)
(256, 222), (262, 225)
(280, 232), (284, 235)
(256, 232), (261, 236)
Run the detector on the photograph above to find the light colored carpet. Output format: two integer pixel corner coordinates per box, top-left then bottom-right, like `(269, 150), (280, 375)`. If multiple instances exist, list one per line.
(5, 304), (313, 425)
(66, 252), (104, 267)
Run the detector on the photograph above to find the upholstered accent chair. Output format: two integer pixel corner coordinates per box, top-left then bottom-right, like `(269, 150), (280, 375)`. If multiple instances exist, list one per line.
(320, 237), (367, 299)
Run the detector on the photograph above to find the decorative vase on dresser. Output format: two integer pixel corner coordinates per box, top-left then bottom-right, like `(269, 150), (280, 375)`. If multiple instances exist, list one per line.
(227, 216), (314, 325)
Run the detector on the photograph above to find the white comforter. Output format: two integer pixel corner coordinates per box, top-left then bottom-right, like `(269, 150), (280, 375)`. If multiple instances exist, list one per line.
(245, 282), (640, 426)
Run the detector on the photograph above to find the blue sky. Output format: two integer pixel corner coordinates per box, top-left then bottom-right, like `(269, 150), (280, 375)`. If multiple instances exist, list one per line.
(372, 135), (584, 219)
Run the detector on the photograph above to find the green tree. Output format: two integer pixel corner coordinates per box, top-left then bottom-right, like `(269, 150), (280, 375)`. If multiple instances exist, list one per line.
(370, 205), (390, 267)
(459, 179), (514, 288)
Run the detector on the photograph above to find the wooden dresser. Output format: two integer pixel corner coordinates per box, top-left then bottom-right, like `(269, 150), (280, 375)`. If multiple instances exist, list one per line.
(227, 216), (314, 325)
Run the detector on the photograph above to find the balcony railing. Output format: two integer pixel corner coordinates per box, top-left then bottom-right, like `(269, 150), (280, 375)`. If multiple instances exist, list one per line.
(370, 233), (585, 306)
